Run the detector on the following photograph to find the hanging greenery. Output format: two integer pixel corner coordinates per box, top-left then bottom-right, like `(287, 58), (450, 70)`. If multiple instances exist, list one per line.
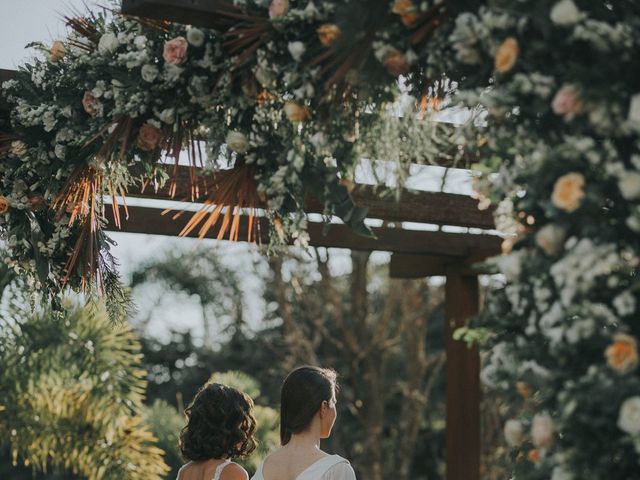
(0, 0), (454, 319)
(421, 0), (640, 478)
(0, 303), (169, 479)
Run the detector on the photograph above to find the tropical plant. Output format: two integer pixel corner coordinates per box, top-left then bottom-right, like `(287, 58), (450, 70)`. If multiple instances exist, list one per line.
(0, 303), (169, 480)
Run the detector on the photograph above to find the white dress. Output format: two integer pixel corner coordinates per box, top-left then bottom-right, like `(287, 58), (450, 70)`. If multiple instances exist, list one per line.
(176, 459), (233, 480)
(251, 455), (356, 480)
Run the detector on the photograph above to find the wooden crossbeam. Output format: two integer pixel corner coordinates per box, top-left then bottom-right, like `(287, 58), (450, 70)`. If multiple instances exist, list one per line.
(121, 0), (237, 28)
(105, 205), (501, 257)
(134, 165), (495, 229)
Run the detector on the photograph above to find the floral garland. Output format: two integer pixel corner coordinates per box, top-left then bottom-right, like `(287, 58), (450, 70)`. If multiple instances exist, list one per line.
(419, 0), (640, 477)
(0, 0), (452, 319)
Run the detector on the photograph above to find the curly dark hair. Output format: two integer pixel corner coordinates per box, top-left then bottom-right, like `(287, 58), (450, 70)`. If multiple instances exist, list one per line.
(179, 382), (258, 461)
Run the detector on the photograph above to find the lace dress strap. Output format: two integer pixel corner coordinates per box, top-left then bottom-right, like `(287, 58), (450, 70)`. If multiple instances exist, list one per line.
(212, 459), (232, 480)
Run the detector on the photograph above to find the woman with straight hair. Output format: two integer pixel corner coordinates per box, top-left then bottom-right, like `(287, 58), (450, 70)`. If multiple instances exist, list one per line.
(251, 366), (356, 480)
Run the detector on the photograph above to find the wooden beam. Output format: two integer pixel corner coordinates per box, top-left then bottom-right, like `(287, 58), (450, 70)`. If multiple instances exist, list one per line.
(121, 0), (238, 29)
(444, 265), (480, 480)
(132, 165), (496, 229)
(104, 205), (501, 256)
(389, 254), (447, 277)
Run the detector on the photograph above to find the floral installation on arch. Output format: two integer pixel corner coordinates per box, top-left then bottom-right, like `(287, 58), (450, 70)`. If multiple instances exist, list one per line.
(414, 0), (640, 477)
(0, 0), (456, 320)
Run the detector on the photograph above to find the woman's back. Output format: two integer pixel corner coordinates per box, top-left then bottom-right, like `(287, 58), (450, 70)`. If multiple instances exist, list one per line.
(178, 459), (248, 480)
(252, 452), (355, 480)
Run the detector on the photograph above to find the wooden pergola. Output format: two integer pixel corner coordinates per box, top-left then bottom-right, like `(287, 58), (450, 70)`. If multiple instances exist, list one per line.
(1, 2), (500, 474)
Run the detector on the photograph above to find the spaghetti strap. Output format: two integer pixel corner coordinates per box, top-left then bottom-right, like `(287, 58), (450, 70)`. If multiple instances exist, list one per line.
(212, 459), (232, 480)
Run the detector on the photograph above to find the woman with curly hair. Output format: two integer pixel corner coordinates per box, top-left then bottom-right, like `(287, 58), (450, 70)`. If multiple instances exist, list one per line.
(177, 382), (258, 480)
(252, 366), (356, 480)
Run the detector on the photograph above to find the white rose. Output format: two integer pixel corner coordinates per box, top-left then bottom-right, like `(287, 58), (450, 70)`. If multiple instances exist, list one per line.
(531, 412), (555, 449)
(494, 250), (524, 282)
(226, 131), (249, 154)
(157, 108), (175, 124)
(186, 28), (205, 47)
(287, 41), (306, 62)
(141, 64), (159, 82)
(134, 35), (147, 49)
(503, 419), (524, 446)
(310, 131), (327, 150)
(619, 171), (640, 200)
(535, 224), (566, 256)
(254, 67), (274, 87)
(551, 466), (573, 480)
(550, 0), (582, 25)
(628, 93), (640, 125)
(98, 32), (119, 55)
(618, 396), (640, 435)
(54, 144), (66, 159)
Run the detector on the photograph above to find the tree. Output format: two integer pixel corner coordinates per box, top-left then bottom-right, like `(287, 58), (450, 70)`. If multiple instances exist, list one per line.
(0, 302), (169, 480)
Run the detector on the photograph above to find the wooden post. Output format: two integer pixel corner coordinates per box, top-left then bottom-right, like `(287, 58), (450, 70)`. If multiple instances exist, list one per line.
(445, 264), (480, 480)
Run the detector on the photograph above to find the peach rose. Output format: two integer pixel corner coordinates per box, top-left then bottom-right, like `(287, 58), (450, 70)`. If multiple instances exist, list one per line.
(392, 0), (419, 27)
(283, 101), (310, 122)
(136, 122), (163, 151)
(269, 0), (289, 19)
(82, 91), (99, 116)
(551, 85), (582, 120)
(527, 449), (540, 463)
(551, 172), (585, 212)
(50, 41), (66, 62)
(516, 382), (533, 399)
(163, 36), (189, 65)
(605, 334), (639, 374)
(317, 24), (342, 46)
(10, 140), (27, 157)
(0, 195), (10, 214)
(531, 413), (554, 450)
(383, 50), (410, 76)
(494, 37), (519, 73)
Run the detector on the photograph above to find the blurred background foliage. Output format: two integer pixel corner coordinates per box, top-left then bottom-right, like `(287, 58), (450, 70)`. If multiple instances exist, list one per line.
(0, 244), (505, 479)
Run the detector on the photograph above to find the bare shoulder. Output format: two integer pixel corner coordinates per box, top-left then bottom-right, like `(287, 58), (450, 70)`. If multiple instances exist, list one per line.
(221, 462), (249, 480)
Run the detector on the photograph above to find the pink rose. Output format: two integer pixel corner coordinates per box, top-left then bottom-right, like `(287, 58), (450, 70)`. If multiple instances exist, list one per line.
(163, 36), (188, 65)
(82, 91), (99, 116)
(136, 122), (163, 151)
(551, 85), (582, 120)
(269, 0), (289, 18)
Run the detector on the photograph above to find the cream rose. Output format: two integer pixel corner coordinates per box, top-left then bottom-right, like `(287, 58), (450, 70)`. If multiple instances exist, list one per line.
(269, 0), (289, 19)
(50, 41), (66, 62)
(392, 0), (419, 27)
(551, 172), (585, 212)
(618, 396), (640, 435)
(284, 101), (310, 122)
(141, 64), (159, 83)
(288, 41), (306, 62)
(98, 32), (119, 55)
(226, 131), (249, 154)
(504, 419), (524, 446)
(186, 28), (205, 47)
(531, 413), (554, 450)
(552, 85), (582, 120)
(550, 0), (582, 25)
(10, 140), (27, 157)
(136, 122), (163, 151)
(619, 172), (640, 200)
(535, 223), (566, 256)
(605, 334), (639, 374)
(82, 91), (99, 116)
(317, 24), (342, 46)
(494, 37), (519, 74)
(163, 37), (189, 65)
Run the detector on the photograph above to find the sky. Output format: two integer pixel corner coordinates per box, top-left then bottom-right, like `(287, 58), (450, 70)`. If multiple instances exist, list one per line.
(0, 0), (473, 341)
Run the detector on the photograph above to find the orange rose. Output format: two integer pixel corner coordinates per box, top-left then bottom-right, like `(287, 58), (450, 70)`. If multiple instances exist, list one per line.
(392, 0), (419, 27)
(136, 122), (163, 151)
(516, 382), (533, 399)
(551, 172), (585, 212)
(495, 37), (519, 73)
(383, 50), (410, 76)
(0, 195), (10, 214)
(283, 101), (310, 122)
(605, 334), (639, 374)
(527, 449), (540, 463)
(317, 24), (342, 46)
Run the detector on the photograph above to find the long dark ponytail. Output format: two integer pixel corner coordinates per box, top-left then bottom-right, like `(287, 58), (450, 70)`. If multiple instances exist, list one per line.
(279, 366), (338, 445)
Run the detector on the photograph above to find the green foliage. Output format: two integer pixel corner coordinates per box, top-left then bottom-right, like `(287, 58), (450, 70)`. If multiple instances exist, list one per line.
(142, 400), (184, 480)
(0, 303), (169, 480)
